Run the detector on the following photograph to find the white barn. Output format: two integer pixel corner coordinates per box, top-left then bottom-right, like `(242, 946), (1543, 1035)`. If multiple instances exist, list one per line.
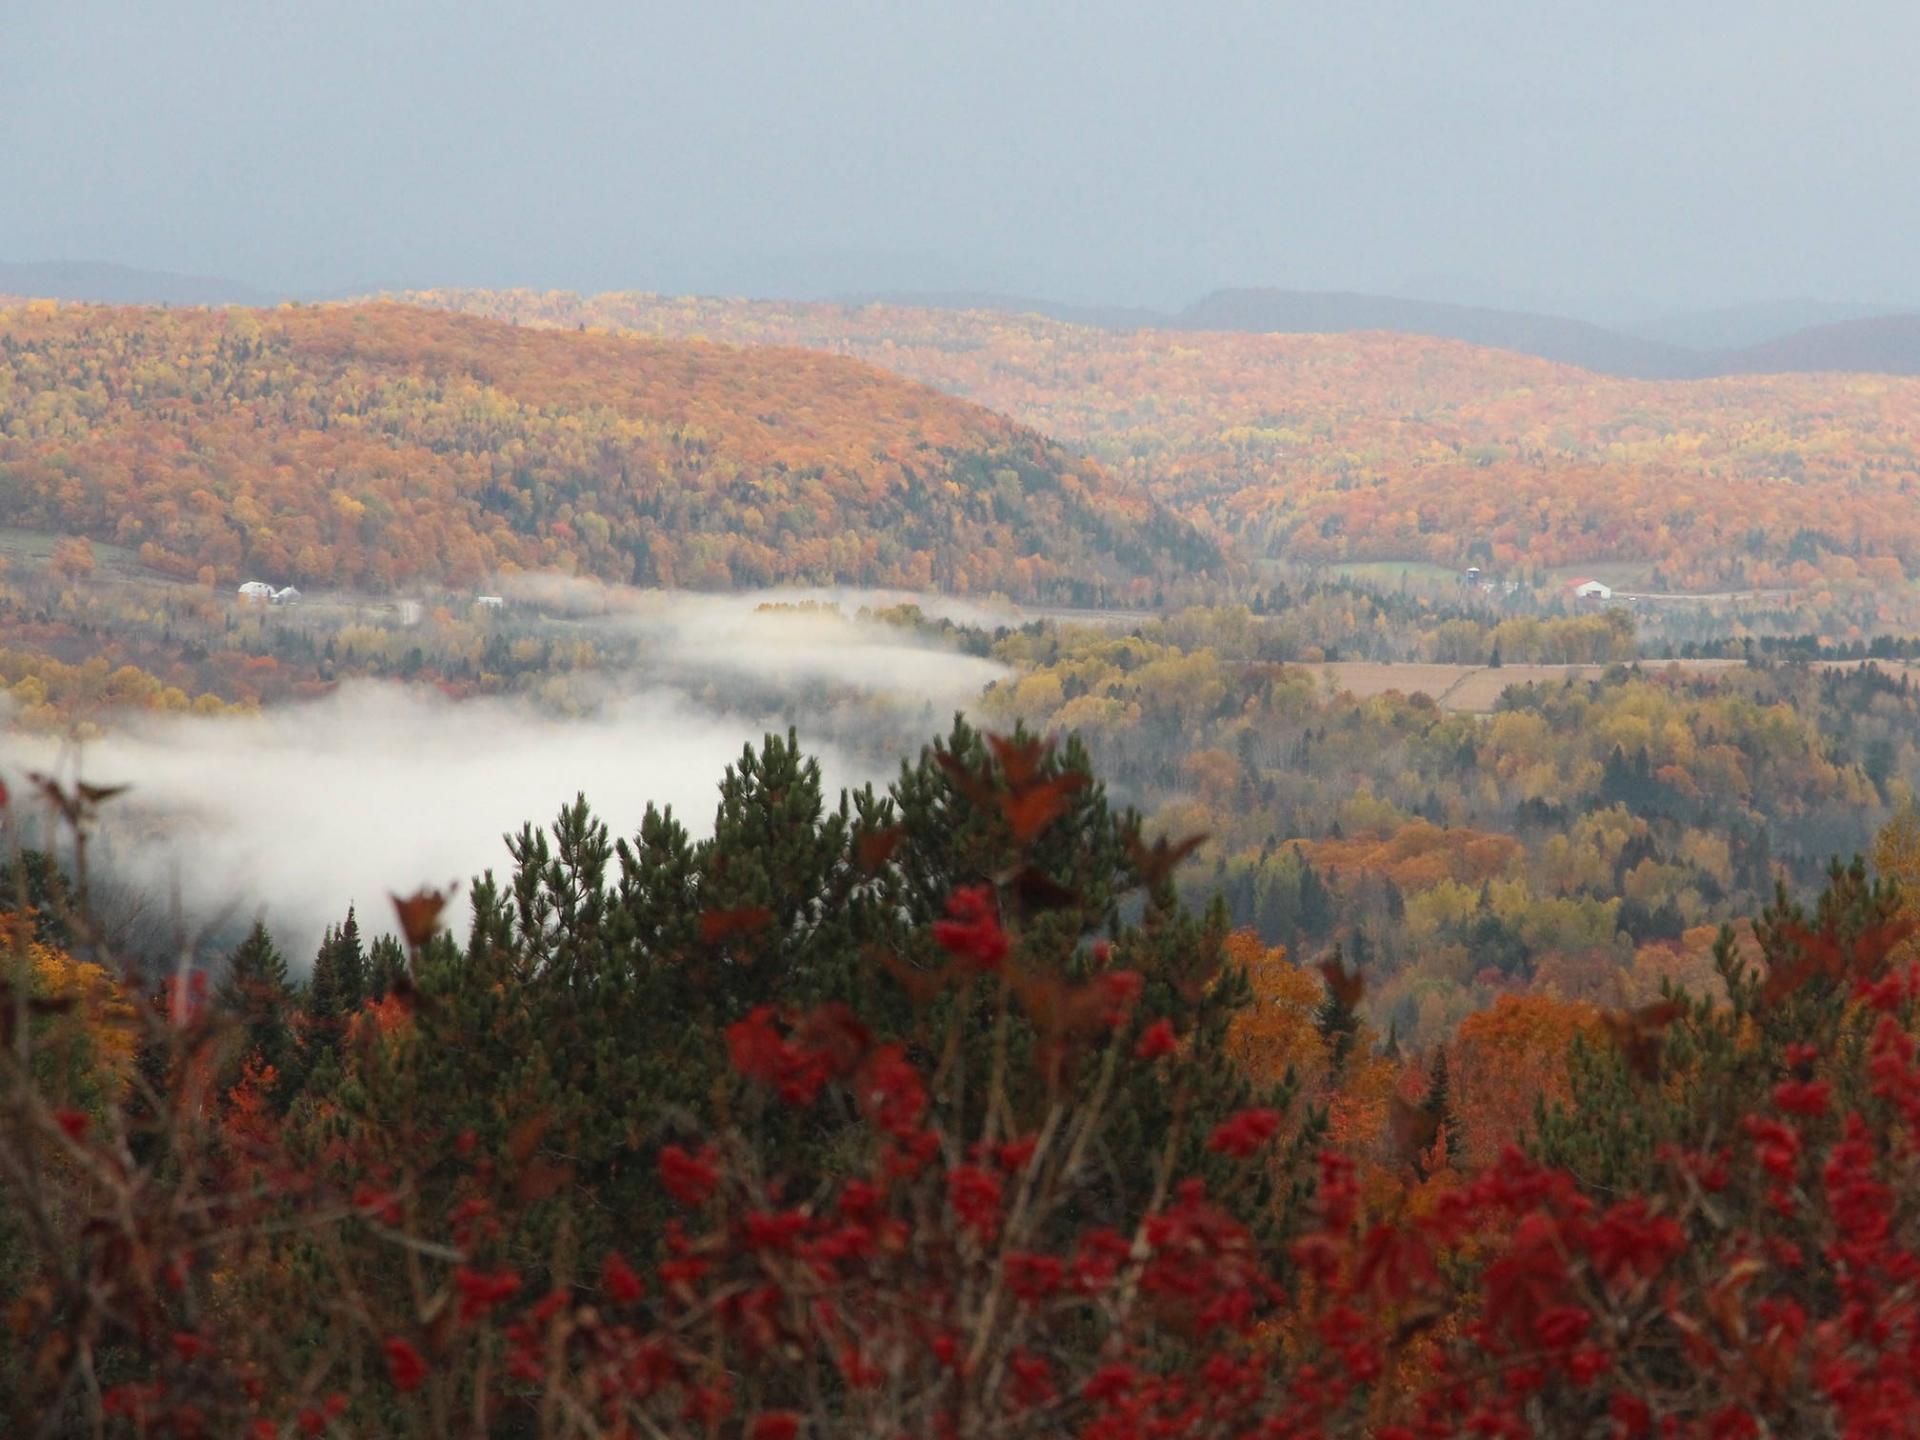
(271, 586), (302, 606)
(1570, 579), (1614, 601)
(237, 581), (274, 602)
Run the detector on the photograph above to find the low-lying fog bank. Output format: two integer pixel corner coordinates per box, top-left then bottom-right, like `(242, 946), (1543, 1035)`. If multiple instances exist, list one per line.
(0, 587), (1014, 963)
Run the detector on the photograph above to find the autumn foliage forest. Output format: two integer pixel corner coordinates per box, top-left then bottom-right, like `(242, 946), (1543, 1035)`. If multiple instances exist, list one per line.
(402, 289), (1920, 614)
(13, 291), (1920, 1436)
(0, 302), (1215, 601)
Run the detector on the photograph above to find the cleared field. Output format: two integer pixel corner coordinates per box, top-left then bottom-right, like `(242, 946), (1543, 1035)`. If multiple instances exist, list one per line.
(1540, 561), (1658, 590)
(1327, 560), (1464, 588)
(0, 526), (184, 585)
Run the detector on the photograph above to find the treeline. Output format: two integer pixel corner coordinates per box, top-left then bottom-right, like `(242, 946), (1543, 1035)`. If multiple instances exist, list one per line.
(1671, 631), (1920, 662)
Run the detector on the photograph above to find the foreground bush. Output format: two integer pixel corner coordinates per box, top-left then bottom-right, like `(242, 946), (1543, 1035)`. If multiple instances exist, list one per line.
(4, 735), (1920, 1437)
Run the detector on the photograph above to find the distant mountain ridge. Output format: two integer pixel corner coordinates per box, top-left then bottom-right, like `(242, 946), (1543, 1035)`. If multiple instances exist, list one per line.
(1174, 289), (1700, 377)
(841, 290), (1169, 332)
(1716, 314), (1920, 377)
(856, 286), (1920, 380)
(1622, 298), (1903, 351)
(0, 260), (273, 306)
(9, 262), (1918, 381)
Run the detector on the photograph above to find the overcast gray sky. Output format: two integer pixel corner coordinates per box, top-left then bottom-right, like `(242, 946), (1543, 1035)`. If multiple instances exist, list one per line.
(5, 0), (1917, 312)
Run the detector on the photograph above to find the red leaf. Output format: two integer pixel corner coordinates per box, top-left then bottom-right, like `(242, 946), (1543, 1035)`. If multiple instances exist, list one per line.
(855, 823), (905, 873)
(1599, 1000), (1688, 1081)
(383, 1337), (429, 1393)
(873, 945), (957, 1006)
(1125, 830), (1208, 887)
(989, 733), (1052, 791)
(1001, 780), (1077, 843)
(391, 886), (455, 948)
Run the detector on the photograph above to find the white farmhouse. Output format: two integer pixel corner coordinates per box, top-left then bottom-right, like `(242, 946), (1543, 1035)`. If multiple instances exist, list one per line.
(271, 586), (302, 606)
(237, 581), (274, 602)
(1570, 579), (1614, 601)
(474, 595), (505, 610)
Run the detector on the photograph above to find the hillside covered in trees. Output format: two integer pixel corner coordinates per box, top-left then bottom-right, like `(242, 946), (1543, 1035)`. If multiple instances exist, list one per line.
(400, 289), (1920, 602)
(975, 606), (1920, 1043)
(0, 302), (1217, 601)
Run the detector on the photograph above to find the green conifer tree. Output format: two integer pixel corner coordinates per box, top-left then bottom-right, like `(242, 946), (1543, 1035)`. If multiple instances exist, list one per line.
(1314, 943), (1362, 1070)
(367, 934), (407, 1001)
(1423, 1045), (1463, 1170)
(333, 906), (366, 1013)
(306, 924), (342, 1023)
(1297, 859), (1334, 942)
(215, 920), (295, 1082)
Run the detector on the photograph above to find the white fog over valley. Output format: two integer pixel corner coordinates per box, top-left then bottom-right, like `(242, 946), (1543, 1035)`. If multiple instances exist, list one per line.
(0, 588), (1014, 958)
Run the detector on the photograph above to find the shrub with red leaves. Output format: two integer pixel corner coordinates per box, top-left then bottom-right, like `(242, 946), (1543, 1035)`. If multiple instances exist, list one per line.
(931, 884), (1011, 971)
(1206, 1105), (1282, 1158)
(382, 1337), (429, 1393)
(658, 1142), (721, 1208)
(1135, 1017), (1179, 1059)
(12, 743), (1920, 1439)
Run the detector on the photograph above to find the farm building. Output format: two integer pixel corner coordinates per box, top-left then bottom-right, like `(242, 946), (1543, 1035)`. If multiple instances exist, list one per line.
(271, 586), (302, 605)
(474, 595), (505, 610)
(237, 581), (274, 602)
(1569, 579), (1614, 601)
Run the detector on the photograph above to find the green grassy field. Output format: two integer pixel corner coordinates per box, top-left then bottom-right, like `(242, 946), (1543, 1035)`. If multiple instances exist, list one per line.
(1326, 559), (1464, 588)
(1539, 561), (1658, 590)
(0, 526), (176, 585)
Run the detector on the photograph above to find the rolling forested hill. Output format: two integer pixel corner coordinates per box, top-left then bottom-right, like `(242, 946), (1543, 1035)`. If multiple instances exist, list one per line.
(1173, 287), (1699, 377)
(0, 301), (1216, 599)
(394, 289), (1920, 598)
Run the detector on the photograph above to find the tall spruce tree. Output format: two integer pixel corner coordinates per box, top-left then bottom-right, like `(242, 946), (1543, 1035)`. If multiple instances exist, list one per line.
(306, 924), (342, 1023)
(367, 935), (407, 1001)
(290, 922), (345, 1096)
(300, 911), (366, 1079)
(1380, 1017), (1403, 1064)
(332, 906), (366, 1013)
(1313, 943), (1363, 1070)
(215, 920), (295, 1081)
(1297, 857), (1334, 942)
(1423, 1045), (1463, 1170)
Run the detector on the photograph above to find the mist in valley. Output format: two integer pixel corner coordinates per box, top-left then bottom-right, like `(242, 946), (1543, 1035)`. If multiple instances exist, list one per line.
(0, 587), (1013, 963)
